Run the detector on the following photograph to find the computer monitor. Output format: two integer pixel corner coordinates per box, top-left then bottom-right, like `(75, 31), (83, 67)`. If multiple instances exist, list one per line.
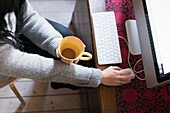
(133, 0), (170, 88)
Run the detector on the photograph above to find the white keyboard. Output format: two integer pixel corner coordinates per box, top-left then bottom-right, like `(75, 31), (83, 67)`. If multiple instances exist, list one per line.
(91, 12), (122, 65)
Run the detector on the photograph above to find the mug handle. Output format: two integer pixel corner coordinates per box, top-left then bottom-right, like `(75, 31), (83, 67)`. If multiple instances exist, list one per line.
(80, 52), (92, 61)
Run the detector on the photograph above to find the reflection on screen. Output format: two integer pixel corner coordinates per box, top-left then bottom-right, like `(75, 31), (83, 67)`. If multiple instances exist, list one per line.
(146, 0), (170, 76)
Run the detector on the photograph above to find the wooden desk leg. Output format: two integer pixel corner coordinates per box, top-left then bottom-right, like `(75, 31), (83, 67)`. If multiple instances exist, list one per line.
(9, 84), (26, 105)
(99, 85), (118, 113)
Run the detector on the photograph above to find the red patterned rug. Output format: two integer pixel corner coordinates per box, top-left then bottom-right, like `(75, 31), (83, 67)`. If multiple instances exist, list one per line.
(105, 0), (170, 112)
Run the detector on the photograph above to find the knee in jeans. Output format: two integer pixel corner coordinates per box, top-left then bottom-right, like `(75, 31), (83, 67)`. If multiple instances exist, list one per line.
(64, 29), (74, 37)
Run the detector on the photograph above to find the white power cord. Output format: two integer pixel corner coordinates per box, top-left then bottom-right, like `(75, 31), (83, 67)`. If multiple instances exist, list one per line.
(118, 36), (146, 80)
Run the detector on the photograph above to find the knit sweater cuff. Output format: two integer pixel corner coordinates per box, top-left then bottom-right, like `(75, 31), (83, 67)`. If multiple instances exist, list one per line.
(88, 69), (103, 87)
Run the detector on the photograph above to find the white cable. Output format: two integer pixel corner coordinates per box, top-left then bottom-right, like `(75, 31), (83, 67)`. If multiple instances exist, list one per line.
(118, 36), (146, 80)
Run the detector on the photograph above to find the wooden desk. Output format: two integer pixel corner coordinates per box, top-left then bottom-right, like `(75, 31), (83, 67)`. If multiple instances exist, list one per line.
(72, 0), (118, 113)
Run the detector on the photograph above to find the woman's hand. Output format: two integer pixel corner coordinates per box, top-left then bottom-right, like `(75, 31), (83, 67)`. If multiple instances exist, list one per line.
(56, 48), (79, 66)
(101, 66), (135, 86)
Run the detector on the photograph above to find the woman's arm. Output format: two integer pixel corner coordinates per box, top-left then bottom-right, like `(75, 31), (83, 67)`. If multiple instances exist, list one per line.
(20, 0), (63, 57)
(0, 44), (102, 87)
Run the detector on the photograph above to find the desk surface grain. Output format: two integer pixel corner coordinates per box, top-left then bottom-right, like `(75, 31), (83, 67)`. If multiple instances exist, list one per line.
(88, 0), (118, 113)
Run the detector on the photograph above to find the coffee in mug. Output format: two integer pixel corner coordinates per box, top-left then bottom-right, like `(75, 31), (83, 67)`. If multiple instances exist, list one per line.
(58, 36), (92, 64)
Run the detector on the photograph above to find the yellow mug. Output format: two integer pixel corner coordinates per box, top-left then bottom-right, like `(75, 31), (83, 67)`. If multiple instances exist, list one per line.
(58, 36), (92, 64)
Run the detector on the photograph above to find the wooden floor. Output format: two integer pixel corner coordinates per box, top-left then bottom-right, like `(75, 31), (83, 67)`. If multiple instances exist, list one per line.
(29, 0), (77, 27)
(0, 0), (90, 113)
(0, 79), (88, 113)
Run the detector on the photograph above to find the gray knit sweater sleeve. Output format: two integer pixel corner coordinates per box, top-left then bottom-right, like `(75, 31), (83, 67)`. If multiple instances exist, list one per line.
(20, 0), (63, 57)
(0, 44), (102, 87)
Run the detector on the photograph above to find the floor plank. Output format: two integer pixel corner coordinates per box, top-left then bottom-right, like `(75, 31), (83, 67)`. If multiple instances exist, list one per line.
(29, 0), (76, 27)
(0, 79), (88, 113)
(0, 81), (85, 97)
(0, 94), (87, 112)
